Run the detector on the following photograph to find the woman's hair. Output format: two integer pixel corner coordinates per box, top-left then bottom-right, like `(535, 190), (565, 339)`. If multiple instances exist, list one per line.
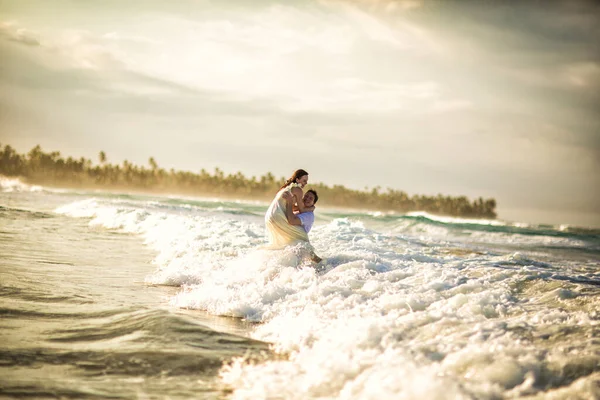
(280, 169), (309, 190)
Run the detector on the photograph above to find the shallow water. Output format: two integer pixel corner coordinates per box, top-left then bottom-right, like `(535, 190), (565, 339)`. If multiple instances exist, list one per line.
(0, 183), (267, 399)
(1, 177), (599, 399)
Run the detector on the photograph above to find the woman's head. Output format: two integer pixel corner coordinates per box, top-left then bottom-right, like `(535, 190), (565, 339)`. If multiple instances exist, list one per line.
(281, 169), (309, 189)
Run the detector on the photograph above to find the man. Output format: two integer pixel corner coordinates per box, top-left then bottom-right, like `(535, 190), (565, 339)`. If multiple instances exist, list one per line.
(281, 189), (321, 263)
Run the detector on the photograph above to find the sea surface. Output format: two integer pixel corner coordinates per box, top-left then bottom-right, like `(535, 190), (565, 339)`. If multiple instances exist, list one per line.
(1, 177), (599, 399)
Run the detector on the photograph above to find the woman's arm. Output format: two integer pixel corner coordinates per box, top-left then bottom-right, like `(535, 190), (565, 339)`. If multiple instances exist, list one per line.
(290, 187), (315, 213)
(282, 192), (303, 226)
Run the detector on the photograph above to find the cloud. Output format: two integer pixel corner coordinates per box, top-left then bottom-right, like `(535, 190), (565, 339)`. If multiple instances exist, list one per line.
(564, 62), (600, 89)
(0, 22), (124, 70)
(0, 22), (41, 46)
(102, 32), (162, 45)
(285, 79), (470, 113)
(0, 5), (455, 115)
(334, 4), (413, 49)
(430, 99), (471, 112)
(0, 31), (281, 122)
(324, 0), (424, 13)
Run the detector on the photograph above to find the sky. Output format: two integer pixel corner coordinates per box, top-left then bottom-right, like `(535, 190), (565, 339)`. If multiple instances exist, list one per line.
(0, 0), (599, 227)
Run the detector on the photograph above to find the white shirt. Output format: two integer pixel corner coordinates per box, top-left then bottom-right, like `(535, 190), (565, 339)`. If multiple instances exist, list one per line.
(297, 212), (315, 234)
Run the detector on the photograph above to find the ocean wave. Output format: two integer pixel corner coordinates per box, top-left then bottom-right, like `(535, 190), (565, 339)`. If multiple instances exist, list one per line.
(405, 211), (507, 226)
(55, 198), (267, 287)
(1, 308), (269, 376)
(400, 212), (596, 237)
(187, 241), (599, 399)
(382, 216), (599, 251)
(0, 176), (42, 193)
(53, 195), (600, 399)
(0, 205), (55, 219)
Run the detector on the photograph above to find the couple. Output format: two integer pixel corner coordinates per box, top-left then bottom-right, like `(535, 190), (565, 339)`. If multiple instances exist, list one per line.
(264, 169), (322, 263)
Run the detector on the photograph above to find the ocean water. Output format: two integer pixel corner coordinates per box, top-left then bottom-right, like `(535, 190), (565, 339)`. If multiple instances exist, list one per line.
(1, 177), (599, 399)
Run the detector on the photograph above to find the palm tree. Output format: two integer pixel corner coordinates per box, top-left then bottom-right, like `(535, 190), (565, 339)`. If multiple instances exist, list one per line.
(148, 157), (158, 170)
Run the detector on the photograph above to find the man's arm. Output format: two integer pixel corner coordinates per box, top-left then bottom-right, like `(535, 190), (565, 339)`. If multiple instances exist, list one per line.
(282, 192), (303, 226)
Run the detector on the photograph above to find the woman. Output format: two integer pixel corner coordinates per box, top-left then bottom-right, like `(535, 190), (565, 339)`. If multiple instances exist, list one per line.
(264, 169), (315, 249)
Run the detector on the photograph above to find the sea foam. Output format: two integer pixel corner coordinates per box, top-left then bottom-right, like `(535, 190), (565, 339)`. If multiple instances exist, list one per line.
(0, 176), (42, 192)
(55, 196), (600, 399)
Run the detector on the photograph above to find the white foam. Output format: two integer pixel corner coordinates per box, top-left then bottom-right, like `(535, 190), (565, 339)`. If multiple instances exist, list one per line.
(54, 196), (600, 399)
(0, 176), (42, 192)
(406, 211), (507, 226)
(469, 230), (588, 248)
(388, 217), (588, 249)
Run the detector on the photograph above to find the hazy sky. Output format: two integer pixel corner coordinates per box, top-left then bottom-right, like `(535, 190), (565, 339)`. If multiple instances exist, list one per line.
(1, 0), (599, 226)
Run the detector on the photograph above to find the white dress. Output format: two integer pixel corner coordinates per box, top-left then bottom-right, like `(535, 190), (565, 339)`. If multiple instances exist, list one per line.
(264, 183), (310, 248)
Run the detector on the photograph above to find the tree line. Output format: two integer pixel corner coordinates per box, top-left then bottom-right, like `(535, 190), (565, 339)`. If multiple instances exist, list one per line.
(0, 144), (497, 218)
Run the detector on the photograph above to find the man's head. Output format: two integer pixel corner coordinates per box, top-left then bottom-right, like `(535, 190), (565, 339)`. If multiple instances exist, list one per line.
(303, 189), (318, 208)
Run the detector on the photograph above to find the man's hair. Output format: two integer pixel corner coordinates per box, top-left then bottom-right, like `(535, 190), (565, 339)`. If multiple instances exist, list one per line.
(306, 189), (318, 204)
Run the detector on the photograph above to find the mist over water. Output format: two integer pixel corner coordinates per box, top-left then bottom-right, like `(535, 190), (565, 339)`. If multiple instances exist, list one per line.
(1, 177), (599, 399)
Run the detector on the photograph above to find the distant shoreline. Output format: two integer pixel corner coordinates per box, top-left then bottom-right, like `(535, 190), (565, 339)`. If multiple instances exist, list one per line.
(0, 143), (498, 219)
